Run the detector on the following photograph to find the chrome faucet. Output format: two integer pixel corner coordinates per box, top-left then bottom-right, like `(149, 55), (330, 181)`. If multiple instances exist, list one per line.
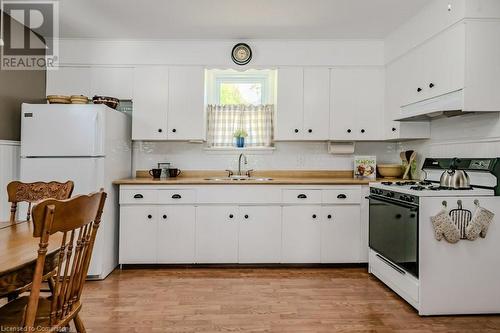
(238, 153), (247, 176)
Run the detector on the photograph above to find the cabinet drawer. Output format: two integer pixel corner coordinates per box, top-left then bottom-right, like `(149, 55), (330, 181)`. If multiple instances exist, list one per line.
(369, 250), (419, 307)
(120, 189), (158, 204)
(322, 188), (361, 204)
(282, 190), (322, 204)
(158, 189), (196, 204)
(197, 187), (281, 204)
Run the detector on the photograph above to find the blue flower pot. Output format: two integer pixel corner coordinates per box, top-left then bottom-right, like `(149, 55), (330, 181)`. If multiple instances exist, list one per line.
(236, 137), (245, 148)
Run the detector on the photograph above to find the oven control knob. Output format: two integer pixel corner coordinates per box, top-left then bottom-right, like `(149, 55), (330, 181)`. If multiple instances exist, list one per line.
(400, 195), (407, 201)
(386, 192), (394, 198)
(409, 197), (414, 202)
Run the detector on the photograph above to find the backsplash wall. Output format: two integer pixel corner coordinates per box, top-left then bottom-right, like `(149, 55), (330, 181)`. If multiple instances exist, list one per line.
(132, 141), (406, 173)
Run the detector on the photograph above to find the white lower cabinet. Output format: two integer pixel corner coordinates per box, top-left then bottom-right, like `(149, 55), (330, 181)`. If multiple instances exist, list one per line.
(195, 206), (239, 263)
(282, 206), (322, 263)
(119, 185), (366, 265)
(320, 205), (361, 263)
(238, 206), (282, 263)
(157, 206), (196, 263)
(120, 205), (158, 263)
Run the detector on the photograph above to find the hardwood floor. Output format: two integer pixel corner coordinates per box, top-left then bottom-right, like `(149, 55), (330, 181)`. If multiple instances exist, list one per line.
(76, 267), (500, 333)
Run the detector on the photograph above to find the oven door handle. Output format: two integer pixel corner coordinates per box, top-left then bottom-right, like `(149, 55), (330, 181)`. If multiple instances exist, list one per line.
(366, 195), (418, 210)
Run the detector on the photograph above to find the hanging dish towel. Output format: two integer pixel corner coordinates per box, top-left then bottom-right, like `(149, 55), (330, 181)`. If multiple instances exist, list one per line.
(466, 205), (494, 241)
(431, 208), (461, 243)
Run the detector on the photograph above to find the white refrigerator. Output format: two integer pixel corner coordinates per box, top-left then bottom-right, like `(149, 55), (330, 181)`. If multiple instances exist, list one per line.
(20, 103), (132, 279)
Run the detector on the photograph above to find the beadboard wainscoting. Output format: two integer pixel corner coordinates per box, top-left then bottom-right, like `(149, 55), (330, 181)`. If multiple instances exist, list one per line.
(0, 141), (20, 220)
(132, 141), (403, 173)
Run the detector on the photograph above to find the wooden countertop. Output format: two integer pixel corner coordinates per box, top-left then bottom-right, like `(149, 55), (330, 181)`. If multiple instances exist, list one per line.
(114, 170), (394, 185)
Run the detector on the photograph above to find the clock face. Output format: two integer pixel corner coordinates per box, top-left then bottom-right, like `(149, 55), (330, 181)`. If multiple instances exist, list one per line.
(231, 43), (252, 65)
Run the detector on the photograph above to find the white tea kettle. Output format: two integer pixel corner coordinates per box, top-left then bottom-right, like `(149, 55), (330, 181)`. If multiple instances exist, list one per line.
(439, 158), (471, 189)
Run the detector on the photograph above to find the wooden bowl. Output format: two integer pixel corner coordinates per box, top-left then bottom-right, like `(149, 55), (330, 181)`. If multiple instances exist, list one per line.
(378, 164), (403, 179)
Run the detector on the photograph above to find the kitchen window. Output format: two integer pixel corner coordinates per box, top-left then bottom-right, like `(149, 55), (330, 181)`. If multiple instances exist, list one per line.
(205, 69), (276, 148)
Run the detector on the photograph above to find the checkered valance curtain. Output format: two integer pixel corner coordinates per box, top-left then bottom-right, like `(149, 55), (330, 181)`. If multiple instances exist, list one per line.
(206, 104), (274, 147)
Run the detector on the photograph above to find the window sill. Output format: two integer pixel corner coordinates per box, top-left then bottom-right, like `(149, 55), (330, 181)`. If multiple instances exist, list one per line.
(203, 147), (276, 155)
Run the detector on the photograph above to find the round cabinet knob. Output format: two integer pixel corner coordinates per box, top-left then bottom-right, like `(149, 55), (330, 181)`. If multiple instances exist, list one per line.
(392, 127), (397, 132)
(244, 214), (249, 219)
(229, 214), (234, 219)
(429, 83), (435, 88)
(417, 87), (422, 92)
(158, 129), (163, 133)
(147, 214), (152, 219)
(162, 215), (167, 219)
(294, 129), (299, 133)
(308, 129), (312, 133)
(327, 214), (332, 219)
(312, 214), (317, 219)
(172, 128), (177, 133)
(347, 129), (352, 133)
(361, 129), (365, 133)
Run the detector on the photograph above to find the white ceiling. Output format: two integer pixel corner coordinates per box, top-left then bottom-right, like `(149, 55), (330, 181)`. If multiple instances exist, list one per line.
(58, 0), (432, 40)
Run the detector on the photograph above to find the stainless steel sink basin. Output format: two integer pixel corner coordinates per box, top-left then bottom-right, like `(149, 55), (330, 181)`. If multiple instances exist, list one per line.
(204, 176), (273, 181)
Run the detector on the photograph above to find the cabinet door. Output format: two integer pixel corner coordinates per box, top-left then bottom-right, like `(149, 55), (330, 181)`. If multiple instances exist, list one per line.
(303, 68), (330, 140)
(132, 66), (168, 140)
(282, 206), (321, 263)
(275, 67), (304, 140)
(239, 206), (281, 263)
(330, 68), (384, 140)
(356, 68), (384, 140)
(330, 68), (357, 140)
(427, 23), (465, 100)
(320, 205), (361, 263)
(157, 205), (196, 263)
(195, 206), (239, 263)
(46, 66), (91, 96)
(90, 67), (134, 99)
(168, 66), (205, 140)
(119, 206), (157, 263)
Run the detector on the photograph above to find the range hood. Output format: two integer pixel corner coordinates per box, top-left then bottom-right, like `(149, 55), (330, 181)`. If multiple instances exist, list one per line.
(395, 89), (471, 121)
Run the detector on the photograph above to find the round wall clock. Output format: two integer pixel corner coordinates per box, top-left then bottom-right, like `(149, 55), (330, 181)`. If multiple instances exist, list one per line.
(231, 43), (252, 66)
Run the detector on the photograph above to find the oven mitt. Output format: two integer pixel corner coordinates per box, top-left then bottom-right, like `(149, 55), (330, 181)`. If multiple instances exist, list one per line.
(431, 209), (461, 243)
(466, 205), (494, 241)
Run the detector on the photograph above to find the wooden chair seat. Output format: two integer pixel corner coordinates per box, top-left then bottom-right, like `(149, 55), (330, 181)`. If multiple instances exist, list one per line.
(0, 296), (75, 329)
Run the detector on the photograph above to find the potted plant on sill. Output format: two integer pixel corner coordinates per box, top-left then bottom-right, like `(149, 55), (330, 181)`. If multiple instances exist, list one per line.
(234, 129), (248, 148)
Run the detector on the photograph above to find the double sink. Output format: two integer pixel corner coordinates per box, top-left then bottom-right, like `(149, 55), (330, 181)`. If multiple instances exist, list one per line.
(204, 175), (273, 182)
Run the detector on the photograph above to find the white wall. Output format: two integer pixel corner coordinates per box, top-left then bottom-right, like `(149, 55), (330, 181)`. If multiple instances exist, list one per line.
(0, 141), (20, 220)
(57, 39), (385, 67)
(132, 141), (404, 173)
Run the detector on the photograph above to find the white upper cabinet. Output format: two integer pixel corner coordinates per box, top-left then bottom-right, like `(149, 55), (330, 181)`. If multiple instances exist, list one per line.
(275, 67), (330, 141)
(385, 55), (430, 140)
(393, 20), (500, 114)
(167, 66), (205, 140)
(46, 66), (91, 97)
(132, 66), (169, 140)
(303, 68), (330, 140)
(401, 23), (465, 107)
(330, 67), (385, 141)
(275, 67), (304, 140)
(90, 67), (134, 100)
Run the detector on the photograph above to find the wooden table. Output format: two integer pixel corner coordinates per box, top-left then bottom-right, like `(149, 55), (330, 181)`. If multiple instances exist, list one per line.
(0, 221), (63, 297)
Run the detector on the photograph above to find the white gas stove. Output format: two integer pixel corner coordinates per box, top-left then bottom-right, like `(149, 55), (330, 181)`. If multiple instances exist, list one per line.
(367, 158), (500, 316)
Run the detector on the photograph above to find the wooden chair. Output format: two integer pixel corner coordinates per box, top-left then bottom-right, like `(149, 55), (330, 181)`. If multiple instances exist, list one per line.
(7, 181), (74, 223)
(0, 190), (107, 332)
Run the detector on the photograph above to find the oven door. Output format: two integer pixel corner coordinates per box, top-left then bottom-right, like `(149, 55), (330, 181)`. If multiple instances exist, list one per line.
(368, 195), (419, 277)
